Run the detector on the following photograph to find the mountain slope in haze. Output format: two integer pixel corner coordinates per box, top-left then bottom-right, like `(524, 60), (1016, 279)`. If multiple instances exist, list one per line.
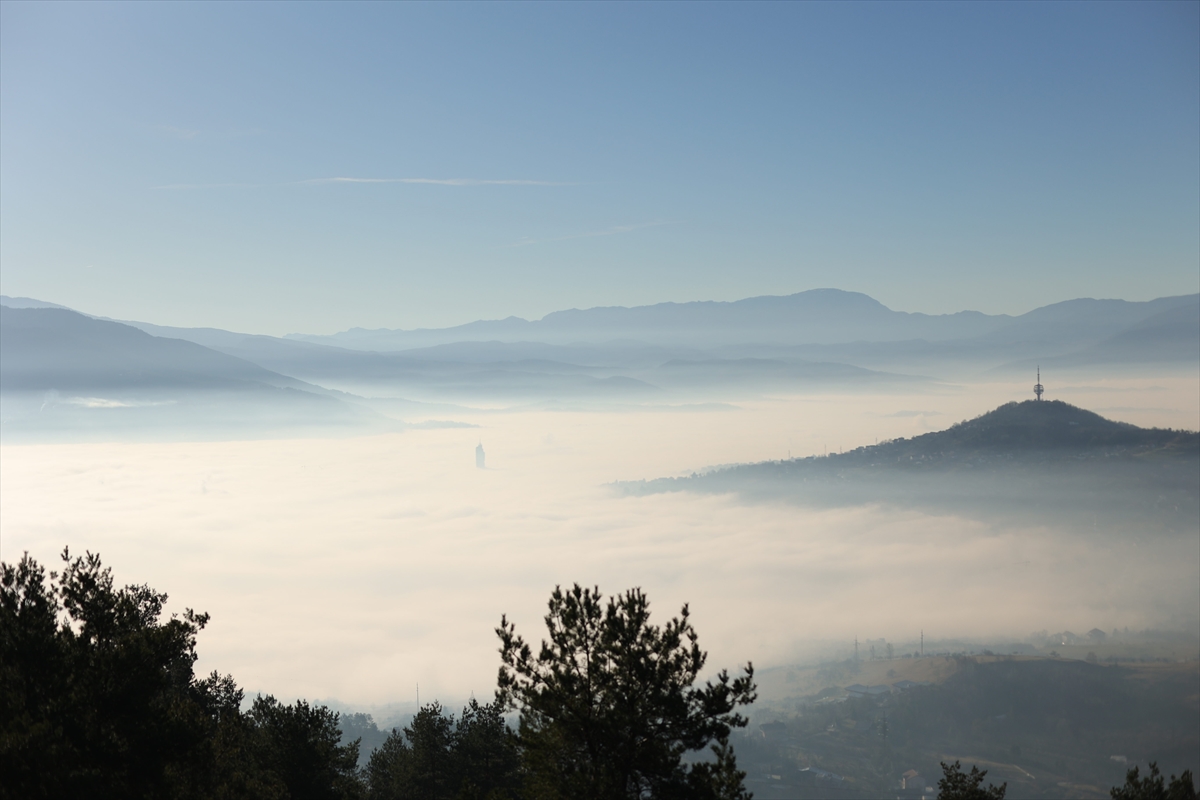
(619, 400), (1200, 534)
(0, 295), (72, 311)
(1029, 300), (1200, 368)
(0, 300), (922, 404)
(62, 311), (920, 401)
(1, 306), (323, 393)
(971, 294), (1197, 349)
(705, 294), (1200, 375)
(0, 306), (379, 439)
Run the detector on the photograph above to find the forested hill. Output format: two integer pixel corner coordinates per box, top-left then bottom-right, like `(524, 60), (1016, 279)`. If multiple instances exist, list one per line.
(828, 399), (1196, 468)
(618, 400), (1198, 523)
(619, 401), (1198, 532)
(691, 400), (1196, 480)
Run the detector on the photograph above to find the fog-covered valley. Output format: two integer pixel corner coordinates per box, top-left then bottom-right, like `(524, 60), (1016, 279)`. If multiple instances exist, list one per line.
(3, 291), (1198, 797)
(3, 291), (1198, 696)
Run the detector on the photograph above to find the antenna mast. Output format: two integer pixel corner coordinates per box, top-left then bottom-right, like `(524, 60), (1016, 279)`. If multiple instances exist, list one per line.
(1034, 367), (1044, 401)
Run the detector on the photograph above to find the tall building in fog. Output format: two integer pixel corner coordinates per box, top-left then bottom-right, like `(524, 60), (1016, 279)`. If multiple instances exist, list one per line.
(476, 442), (486, 469)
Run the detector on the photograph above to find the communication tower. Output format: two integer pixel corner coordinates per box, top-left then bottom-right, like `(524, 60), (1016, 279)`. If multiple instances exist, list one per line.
(1034, 367), (1044, 401)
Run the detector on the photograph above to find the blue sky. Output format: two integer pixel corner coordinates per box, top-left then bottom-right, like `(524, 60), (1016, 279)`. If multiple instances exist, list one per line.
(2, 1), (1197, 334)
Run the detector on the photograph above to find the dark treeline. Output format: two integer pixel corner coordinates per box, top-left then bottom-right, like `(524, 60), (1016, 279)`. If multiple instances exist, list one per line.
(365, 699), (520, 798)
(5, 549), (1194, 799)
(1, 551), (754, 800)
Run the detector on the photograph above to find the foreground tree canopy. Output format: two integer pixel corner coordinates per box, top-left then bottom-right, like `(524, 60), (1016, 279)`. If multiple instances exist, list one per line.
(497, 584), (757, 800)
(1110, 762), (1198, 800)
(10, 550), (1186, 799)
(0, 549), (362, 799)
(365, 698), (522, 799)
(937, 760), (1007, 800)
(1, 553), (756, 799)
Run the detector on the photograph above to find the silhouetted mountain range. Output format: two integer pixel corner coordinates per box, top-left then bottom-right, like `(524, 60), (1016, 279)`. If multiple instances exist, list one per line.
(2, 289), (1196, 411)
(2, 296), (925, 402)
(284, 289), (1013, 349)
(69, 289), (1196, 384)
(277, 289), (1197, 355)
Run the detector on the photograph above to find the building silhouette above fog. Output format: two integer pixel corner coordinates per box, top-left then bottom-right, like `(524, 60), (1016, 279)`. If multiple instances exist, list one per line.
(476, 442), (486, 469)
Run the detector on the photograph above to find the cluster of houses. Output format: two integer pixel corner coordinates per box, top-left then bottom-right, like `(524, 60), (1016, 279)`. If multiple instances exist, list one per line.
(1030, 627), (1111, 647)
(748, 680), (939, 797)
(750, 758), (934, 799)
(844, 679), (930, 698)
(899, 768), (936, 799)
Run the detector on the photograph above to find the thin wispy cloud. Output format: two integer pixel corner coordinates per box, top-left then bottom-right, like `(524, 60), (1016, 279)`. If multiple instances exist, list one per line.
(154, 182), (264, 190)
(507, 221), (674, 248)
(299, 177), (573, 186)
(155, 177), (572, 190)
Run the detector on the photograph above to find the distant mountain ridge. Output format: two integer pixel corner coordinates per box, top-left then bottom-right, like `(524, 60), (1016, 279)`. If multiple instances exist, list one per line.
(2, 291), (1195, 404)
(284, 289), (1014, 349)
(0, 301), (920, 408)
(278, 289), (1199, 353)
(5, 290), (1194, 360)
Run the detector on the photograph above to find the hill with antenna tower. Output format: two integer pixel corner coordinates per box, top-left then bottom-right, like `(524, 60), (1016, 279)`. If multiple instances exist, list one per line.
(829, 398), (1192, 463)
(618, 397), (1199, 534)
(628, 397), (1196, 476)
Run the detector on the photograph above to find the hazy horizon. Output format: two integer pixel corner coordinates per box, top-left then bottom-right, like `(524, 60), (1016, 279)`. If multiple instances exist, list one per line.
(1, 286), (1197, 339)
(2, 2), (1198, 335)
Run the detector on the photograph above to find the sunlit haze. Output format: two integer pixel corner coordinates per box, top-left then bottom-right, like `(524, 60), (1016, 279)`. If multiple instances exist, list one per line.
(3, 378), (1196, 707)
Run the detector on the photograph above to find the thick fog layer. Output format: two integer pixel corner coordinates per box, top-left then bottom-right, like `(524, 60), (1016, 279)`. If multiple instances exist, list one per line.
(2, 377), (1195, 710)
